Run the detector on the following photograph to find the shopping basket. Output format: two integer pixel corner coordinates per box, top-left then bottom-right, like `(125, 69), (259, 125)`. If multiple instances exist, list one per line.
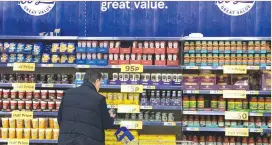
(115, 127), (195, 145)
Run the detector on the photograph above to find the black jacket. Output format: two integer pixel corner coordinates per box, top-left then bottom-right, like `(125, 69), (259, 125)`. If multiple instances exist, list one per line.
(57, 82), (114, 145)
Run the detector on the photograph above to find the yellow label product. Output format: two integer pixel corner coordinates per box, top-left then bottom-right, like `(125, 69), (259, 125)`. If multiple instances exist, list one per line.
(13, 63), (35, 71)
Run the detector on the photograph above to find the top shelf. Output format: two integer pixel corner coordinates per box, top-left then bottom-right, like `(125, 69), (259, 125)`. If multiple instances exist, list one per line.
(0, 36), (270, 41)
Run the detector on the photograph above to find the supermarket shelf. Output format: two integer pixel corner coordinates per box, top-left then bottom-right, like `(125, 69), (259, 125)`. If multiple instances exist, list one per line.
(182, 37), (271, 41)
(0, 111), (58, 116)
(0, 83), (75, 89)
(78, 37), (181, 41)
(183, 66), (271, 70)
(140, 105), (182, 110)
(183, 90), (271, 95)
(102, 85), (182, 90)
(114, 121), (182, 126)
(0, 139), (58, 144)
(0, 35), (78, 40)
(183, 127), (271, 133)
(183, 111), (271, 117)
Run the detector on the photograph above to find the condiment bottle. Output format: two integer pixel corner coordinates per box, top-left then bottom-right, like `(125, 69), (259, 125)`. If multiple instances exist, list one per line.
(249, 97), (258, 110)
(218, 96), (226, 111)
(261, 117), (266, 127)
(197, 95), (204, 110)
(236, 54), (242, 64)
(242, 42), (247, 51)
(192, 135), (198, 145)
(211, 116), (217, 126)
(258, 97), (265, 110)
(254, 54), (260, 65)
(189, 95), (197, 110)
(230, 54), (237, 65)
(195, 41), (201, 51)
(199, 136), (205, 145)
(266, 54), (271, 65)
(184, 54), (190, 64)
(242, 137), (248, 145)
(189, 42), (195, 51)
(219, 41), (225, 52)
(207, 41), (212, 52)
(248, 137), (255, 145)
(242, 99), (248, 109)
(160, 91), (166, 106)
(242, 54), (248, 65)
(235, 99), (243, 110)
(213, 41), (218, 52)
(182, 115), (188, 127)
(267, 117), (271, 128)
(218, 116), (224, 128)
(228, 99), (235, 111)
(206, 116), (211, 127)
(225, 119), (231, 127)
(225, 41), (230, 52)
(229, 137), (235, 145)
(211, 96), (218, 110)
(248, 41), (254, 51)
(190, 54), (196, 64)
(219, 54), (225, 65)
(260, 54), (266, 64)
(255, 117), (261, 128)
(207, 54), (213, 65)
(196, 54), (202, 64)
(207, 136), (213, 145)
(263, 137), (268, 145)
(194, 116), (200, 127)
(212, 136), (216, 145)
(223, 137), (229, 145)
(261, 41), (267, 50)
(184, 42), (190, 51)
(248, 54), (254, 65)
(255, 41), (261, 51)
(224, 54), (231, 65)
(230, 120), (237, 127)
(248, 116), (255, 128)
(243, 118), (248, 128)
(201, 54), (207, 64)
(188, 116), (194, 127)
(231, 41), (237, 51)
(202, 41), (208, 51)
(217, 136), (223, 145)
(265, 97), (271, 110)
(200, 116), (206, 127)
(213, 54), (219, 64)
(237, 41), (242, 52)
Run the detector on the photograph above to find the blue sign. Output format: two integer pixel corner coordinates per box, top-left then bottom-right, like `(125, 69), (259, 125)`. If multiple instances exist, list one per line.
(0, 1), (270, 37)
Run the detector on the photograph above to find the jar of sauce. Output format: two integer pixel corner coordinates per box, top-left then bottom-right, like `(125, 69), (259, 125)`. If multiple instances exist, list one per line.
(211, 96), (218, 110)
(219, 54), (225, 65)
(184, 42), (190, 51)
(206, 116), (211, 127)
(260, 54), (266, 64)
(267, 54), (271, 65)
(231, 41), (237, 51)
(183, 95), (189, 110)
(248, 117), (255, 128)
(235, 99), (243, 110)
(190, 54), (196, 64)
(225, 41), (230, 52)
(201, 54), (207, 64)
(213, 41), (219, 52)
(255, 117), (261, 128)
(192, 135), (198, 145)
(194, 116), (200, 126)
(228, 99), (235, 111)
(218, 96), (226, 111)
(254, 54), (260, 65)
(189, 42), (195, 51)
(258, 97), (265, 110)
(242, 137), (248, 145)
(182, 115), (188, 127)
(202, 41), (207, 51)
(197, 95), (204, 110)
(189, 95), (197, 110)
(242, 99), (248, 109)
(217, 136), (223, 145)
(230, 137), (235, 145)
(248, 137), (255, 145)
(184, 54), (190, 64)
(200, 116), (206, 127)
(213, 54), (219, 64)
(218, 116), (224, 128)
(242, 42), (247, 51)
(219, 41), (224, 52)
(231, 54), (237, 65)
(224, 137), (229, 145)
(224, 54), (231, 65)
(248, 41), (254, 51)
(236, 54), (242, 65)
(261, 41), (267, 50)
(196, 54), (202, 64)
(265, 97), (271, 110)
(250, 97), (258, 110)
(237, 41), (242, 51)
(195, 41), (201, 51)
(199, 136), (205, 145)
(242, 54), (248, 65)
(255, 41), (261, 51)
(188, 116), (194, 127)
(207, 41), (212, 52)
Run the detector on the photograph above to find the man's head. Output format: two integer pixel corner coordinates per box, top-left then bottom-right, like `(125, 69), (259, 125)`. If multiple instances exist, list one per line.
(84, 69), (103, 91)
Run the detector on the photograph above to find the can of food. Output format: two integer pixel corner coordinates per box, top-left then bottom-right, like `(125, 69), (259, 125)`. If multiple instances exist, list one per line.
(1, 128), (8, 139)
(9, 118), (16, 128)
(10, 90), (17, 99)
(16, 119), (24, 128)
(49, 90), (56, 100)
(33, 90), (41, 99)
(56, 101), (61, 110)
(41, 101), (48, 110)
(25, 91), (33, 99)
(45, 128), (53, 139)
(2, 90), (10, 99)
(18, 91), (25, 99)
(33, 100), (40, 110)
(25, 101), (33, 110)
(39, 129), (45, 139)
(9, 128), (16, 138)
(16, 128), (23, 139)
(53, 129), (59, 139)
(32, 118), (39, 129)
(24, 128), (31, 139)
(24, 119), (31, 128)
(3, 100), (10, 110)
(1, 118), (9, 128)
(18, 100), (25, 110)
(31, 128), (38, 139)
(57, 90), (64, 100)
(10, 100), (17, 110)
(48, 101), (55, 110)
(41, 90), (48, 99)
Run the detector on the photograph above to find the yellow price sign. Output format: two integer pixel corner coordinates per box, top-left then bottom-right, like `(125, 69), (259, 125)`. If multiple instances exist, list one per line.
(117, 105), (140, 113)
(8, 139), (29, 145)
(12, 111), (33, 120)
(13, 63), (35, 71)
(223, 65), (247, 74)
(225, 111), (248, 120)
(121, 64), (143, 72)
(121, 85), (143, 93)
(225, 128), (249, 137)
(12, 83), (35, 91)
(223, 90), (246, 99)
(120, 121), (142, 129)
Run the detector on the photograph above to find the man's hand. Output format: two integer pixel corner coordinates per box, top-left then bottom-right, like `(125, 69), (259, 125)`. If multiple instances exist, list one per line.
(109, 109), (116, 118)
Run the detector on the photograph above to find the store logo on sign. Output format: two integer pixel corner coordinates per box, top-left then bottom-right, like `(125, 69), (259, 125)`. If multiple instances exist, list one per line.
(216, 1), (255, 16)
(18, 1), (55, 16)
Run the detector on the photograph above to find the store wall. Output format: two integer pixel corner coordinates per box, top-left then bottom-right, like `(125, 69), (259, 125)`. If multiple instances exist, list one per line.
(0, 1), (270, 37)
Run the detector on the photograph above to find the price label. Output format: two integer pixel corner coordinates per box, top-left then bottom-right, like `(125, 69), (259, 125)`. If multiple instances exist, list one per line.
(185, 66), (198, 69)
(107, 105), (118, 109)
(140, 106), (152, 109)
(120, 121), (142, 129)
(223, 65), (247, 74)
(121, 64), (143, 73)
(121, 85), (143, 93)
(183, 111), (197, 114)
(247, 91), (259, 95)
(12, 83), (35, 91)
(225, 111), (248, 120)
(12, 111), (33, 120)
(8, 139), (29, 145)
(187, 127), (199, 131)
(143, 85), (156, 89)
(250, 128), (263, 133)
(13, 63), (35, 71)
(164, 122), (176, 126)
(247, 66), (259, 70)
(41, 64), (54, 67)
(223, 90), (246, 99)
(41, 84), (54, 88)
(117, 105), (140, 113)
(77, 65), (90, 68)
(225, 128), (249, 137)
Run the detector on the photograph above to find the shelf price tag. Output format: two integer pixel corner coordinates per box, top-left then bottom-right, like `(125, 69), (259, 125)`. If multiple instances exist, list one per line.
(140, 106), (152, 109)
(41, 84), (54, 88)
(223, 90), (246, 99)
(143, 85), (156, 89)
(121, 64), (143, 73)
(164, 122), (176, 126)
(225, 111), (248, 120)
(225, 128), (249, 137)
(250, 128), (263, 133)
(8, 139), (29, 145)
(120, 121), (142, 129)
(12, 83), (35, 91)
(121, 85), (143, 93)
(41, 64), (54, 67)
(11, 111), (33, 120)
(187, 127), (200, 131)
(223, 65), (247, 74)
(13, 63), (35, 71)
(117, 105), (140, 113)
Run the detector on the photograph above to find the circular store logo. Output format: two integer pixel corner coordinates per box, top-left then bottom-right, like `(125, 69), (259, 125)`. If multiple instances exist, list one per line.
(216, 1), (255, 16)
(19, 1), (55, 16)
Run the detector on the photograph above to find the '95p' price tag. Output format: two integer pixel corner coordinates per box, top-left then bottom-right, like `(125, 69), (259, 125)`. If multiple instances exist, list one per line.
(120, 121), (142, 129)
(121, 85), (143, 93)
(121, 64), (143, 73)
(223, 90), (246, 99)
(8, 139), (29, 145)
(12, 111), (33, 120)
(13, 63), (35, 71)
(225, 111), (248, 120)
(223, 65), (247, 74)
(117, 105), (140, 113)
(12, 83), (35, 91)
(225, 128), (249, 137)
